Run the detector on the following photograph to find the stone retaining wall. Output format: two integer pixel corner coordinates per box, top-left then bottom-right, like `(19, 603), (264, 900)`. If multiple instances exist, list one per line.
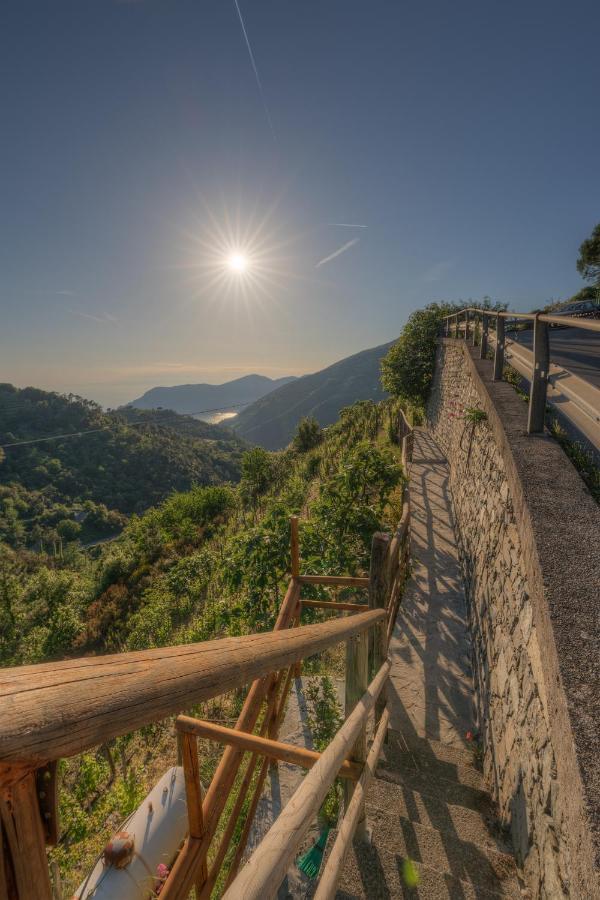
(427, 339), (600, 899)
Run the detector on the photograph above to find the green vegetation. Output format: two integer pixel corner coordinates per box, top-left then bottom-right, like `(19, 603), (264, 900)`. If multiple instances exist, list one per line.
(0, 396), (406, 892)
(549, 420), (600, 504)
(381, 302), (461, 411)
(304, 676), (344, 823)
(293, 416), (324, 453)
(381, 299), (508, 413)
(0, 384), (245, 547)
(577, 222), (600, 293)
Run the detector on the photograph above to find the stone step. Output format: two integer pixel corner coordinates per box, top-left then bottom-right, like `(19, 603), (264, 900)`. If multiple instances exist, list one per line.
(333, 808), (520, 898)
(378, 734), (485, 794)
(367, 778), (511, 854)
(375, 760), (492, 816)
(334, 843), (520, 899)
(384, 728), (479, 771)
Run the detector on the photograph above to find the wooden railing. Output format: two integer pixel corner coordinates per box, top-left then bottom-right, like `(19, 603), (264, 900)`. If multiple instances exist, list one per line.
(0, 420), (413, 900)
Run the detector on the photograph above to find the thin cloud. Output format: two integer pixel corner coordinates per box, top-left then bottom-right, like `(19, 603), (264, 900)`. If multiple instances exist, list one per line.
(64, 308), (117, 324)
(328, 223), (368, 229)
(233, 0), (276, 140)
(316, 238), (360, 268)
(423, 259), (455, 283)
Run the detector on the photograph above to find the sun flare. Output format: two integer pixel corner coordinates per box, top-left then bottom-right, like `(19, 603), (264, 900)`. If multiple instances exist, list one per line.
(227, 252), (248, 273)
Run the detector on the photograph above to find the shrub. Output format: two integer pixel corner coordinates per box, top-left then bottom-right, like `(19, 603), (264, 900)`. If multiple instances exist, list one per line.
(381, 302), (459, 407)
(293, 417), (324, 453)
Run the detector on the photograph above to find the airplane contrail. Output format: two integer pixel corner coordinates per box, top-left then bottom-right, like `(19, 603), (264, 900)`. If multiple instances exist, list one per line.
(233, 0), (276, 140)
(316, 238), (360, 268)
(328, 223), (368, 228)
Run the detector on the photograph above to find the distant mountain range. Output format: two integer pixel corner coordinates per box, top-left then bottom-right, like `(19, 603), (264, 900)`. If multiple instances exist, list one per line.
(233, 342), (393, 450)
(128, 374), (296, 417)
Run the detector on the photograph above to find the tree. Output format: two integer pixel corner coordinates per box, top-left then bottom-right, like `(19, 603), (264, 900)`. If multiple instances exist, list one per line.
(240, 447), (273, 509)
(380, 302), (459, 407)
(57, 519), (82, 542)
(293, 417), (323, 453)
(577, 223), (600, 287)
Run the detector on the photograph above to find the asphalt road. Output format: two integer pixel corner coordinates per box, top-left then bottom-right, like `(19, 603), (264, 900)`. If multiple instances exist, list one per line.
(510, 325), (600, 388)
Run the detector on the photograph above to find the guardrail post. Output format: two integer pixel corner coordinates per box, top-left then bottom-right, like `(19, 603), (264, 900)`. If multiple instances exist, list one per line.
(493, 315), (505, 381)
(464, 309), (470, 341)
(344, 631), (369, 841)
(527, 314), (550, 434)
(480, 314), (489, 358)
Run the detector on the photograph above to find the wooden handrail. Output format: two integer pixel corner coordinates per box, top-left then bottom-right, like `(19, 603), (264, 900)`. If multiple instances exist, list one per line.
(0, 609), (386, 770)
(297, 575), (369, 587)
(222, 660), (391, 900)
(300, 599), (366, 612)
(314, 707), (390, 900)
(175, 717), (363, 780)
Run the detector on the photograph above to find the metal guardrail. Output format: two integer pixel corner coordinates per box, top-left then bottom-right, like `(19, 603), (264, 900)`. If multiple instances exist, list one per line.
(443, 307), (600, 442)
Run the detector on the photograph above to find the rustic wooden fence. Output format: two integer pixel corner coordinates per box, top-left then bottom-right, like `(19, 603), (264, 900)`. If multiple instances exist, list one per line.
(0, 421), (413, 900)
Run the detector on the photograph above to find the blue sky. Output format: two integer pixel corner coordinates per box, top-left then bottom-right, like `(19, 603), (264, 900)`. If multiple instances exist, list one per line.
(1, 0), (599, 406)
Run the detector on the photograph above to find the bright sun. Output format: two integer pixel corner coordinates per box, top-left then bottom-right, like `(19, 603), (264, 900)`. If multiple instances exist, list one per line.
(227, 252), (248, 273)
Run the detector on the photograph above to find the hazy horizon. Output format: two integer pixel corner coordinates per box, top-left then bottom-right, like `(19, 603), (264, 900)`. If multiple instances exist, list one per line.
(2, 1), (599, 407)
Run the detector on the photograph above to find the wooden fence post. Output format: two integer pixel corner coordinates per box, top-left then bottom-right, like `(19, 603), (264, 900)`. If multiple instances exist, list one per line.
(290, 517), (303, 677)
(472, 312), (478, 346)
(454, 314), (460, 339)
(527, 314), (550, 434)
(480, 313), (489, 359)
(0, 771), (53, 900)
(181, 732), (208, 895)
(368, 533), (390, 679)
(290, 516), (299, 579)
(493, 315), (505, 381)
(464, 309), (470, 342)
(369, 532), (390, 733)
(343, 632), (369, 842)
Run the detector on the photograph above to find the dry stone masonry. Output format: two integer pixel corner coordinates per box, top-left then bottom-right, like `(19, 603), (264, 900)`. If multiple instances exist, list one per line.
(427, 339), (600, 899)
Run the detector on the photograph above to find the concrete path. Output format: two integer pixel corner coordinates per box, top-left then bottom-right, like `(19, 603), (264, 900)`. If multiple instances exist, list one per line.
(333, 427), (521, 898)
(388, 427), (474, 749)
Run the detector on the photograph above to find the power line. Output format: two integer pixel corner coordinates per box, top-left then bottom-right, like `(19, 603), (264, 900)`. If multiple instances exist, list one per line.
(0, 403), (249, 450)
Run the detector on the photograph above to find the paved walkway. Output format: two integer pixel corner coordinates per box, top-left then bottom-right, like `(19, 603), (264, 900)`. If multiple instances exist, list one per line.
(333, 429), (521, 898)
(388, 427), (474, 749)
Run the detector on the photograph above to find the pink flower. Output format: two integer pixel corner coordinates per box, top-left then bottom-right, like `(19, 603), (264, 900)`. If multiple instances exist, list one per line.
(155, 863), (170, 895)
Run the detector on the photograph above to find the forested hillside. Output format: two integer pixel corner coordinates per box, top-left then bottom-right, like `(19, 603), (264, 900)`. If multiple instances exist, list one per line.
(0, 384), (245, 547)
(129, 373), (296, 416)
(233, 342), (392, 449)
(0, 396), (408, 892)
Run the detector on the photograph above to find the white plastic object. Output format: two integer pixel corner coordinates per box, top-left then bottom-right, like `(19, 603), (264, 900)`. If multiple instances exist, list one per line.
(74, 766), (188, 899)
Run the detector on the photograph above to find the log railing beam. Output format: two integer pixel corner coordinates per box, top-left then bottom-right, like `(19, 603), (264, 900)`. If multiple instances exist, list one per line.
(0, 605), (384, 767)
(297, 575), (369, 588)
(176, 717), (362, 781)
